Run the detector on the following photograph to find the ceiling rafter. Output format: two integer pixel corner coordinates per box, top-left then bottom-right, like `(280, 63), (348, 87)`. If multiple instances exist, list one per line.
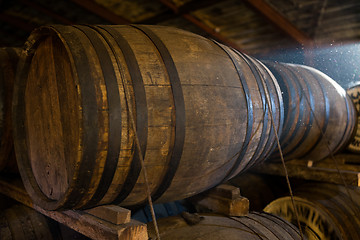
(139, 0), (220, 25)
(70, 0), (130, 24)
(176, 0), (220, 15)
(157, 0), (243, 51)
(244, 0), (313, 46)
(138, 10), (174, 24)
(20, 0), (74, 25)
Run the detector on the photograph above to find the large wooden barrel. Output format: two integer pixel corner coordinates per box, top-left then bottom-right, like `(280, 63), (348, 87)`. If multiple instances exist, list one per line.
(147, 212), (303, 239)
(264, 183), (360, 240)
(13, 25), (283, 210)
(0, 48), (20, 172)
(0, 203), (61, 240)
(264, 61), (356, 161)
(346, 84), (360, 152)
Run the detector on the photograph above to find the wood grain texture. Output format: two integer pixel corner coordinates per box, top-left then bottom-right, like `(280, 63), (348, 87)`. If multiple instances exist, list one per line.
(0, 48), (20, 173)
(147, 212), (303, 239)
(0, 204), (61, 240)
(13, 24), (283, 210)
(0, 177), (148, 240)
(264, 61), (357, 161)
(346, 84), (360, 153)
(265, 183), (360, 240)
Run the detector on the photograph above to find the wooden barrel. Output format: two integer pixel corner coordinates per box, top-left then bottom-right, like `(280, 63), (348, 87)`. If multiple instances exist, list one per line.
(346, 84), (360, 152)
(147, 212), (303, 239)
(264, 183), (360, 240)
(0, 48), (20, 172)
(0, 203), (61, 240)
(13, 25), (283, 210)
(264, 61), (356, 161)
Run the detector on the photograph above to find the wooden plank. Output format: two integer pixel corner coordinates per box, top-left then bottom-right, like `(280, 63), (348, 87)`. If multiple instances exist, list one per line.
(0, 176), (148, 240)
(254, 156), (360, 187)
(244, 0), (312, 46)
(157, 0), (244, 51)
(70, 0), (130, 24)
(176, 0), (220, 15)
(84, 205), (131, 225)
(189, 184), (249, 217)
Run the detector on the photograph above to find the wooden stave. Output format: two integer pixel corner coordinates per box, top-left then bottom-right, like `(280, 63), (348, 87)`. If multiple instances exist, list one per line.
(346, 84), (360, 153)
(264, 61), (356, 161)
(0, 48), (20, 172)
(147, 212), (303, 240)
(294, 183), (360, 239)
(211, 44), (284, 180)
(13, 25), (283, 210)
(264, 183), (360, 240)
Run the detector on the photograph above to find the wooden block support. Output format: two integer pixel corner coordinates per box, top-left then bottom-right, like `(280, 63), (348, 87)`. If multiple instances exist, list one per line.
(253, 154), (360, 187)
(84, 205), (131, 225)
(0, 176), (148, 240)
(189, 184), (249, 217)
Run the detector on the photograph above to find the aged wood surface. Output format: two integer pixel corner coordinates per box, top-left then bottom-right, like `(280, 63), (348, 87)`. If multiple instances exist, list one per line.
(13, 24), (283, 210)
(0, 203), (62, 240)
(84, 205), (131, 225)
(0, 176), (148, 240)
(254, 154), (360, 186)
(189, 184), (249, 217)
(147, 212), (303, 239)
(346, 84), (360, 153)
(264, 61), (356, 161)
(0, 48), (20, 173)
(265, 183), (360, 240)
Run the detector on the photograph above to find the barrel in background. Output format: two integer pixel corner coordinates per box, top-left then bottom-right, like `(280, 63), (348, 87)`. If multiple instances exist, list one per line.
(346, 84), (360, 153)
(13, 25), (283, 210)
(147, 212), (303, 239)
(0, 200), (61, 240)
(264, 61), (356, 161)
(0, 48), (20, 173)
(264, 183), (360, 240)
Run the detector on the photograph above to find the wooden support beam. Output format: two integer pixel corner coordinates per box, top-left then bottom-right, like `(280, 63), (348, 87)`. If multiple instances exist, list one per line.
(20, 0), (74, 25)
(138, 10), (174, 24)
(189, 184), (250, 217)
(70, 0), (130, 24)
(244, 0), (313, 46)
(172, 0), (220, 15)
(0, 13), (36, 32)
(158, 0), (243, 51)
(253, 154), (360, 186)
(0, 176), (148, 240)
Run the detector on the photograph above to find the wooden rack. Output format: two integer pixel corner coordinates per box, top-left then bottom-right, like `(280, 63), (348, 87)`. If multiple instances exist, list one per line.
(0, 175), (148, 240)
(253, 153), (360, 186)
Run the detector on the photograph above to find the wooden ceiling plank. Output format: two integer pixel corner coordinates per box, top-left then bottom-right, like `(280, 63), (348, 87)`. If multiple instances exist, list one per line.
(70, 0), (130, 24)
(183, 14), (243, 50)
(158, 0), (243, 50)
(138, 9), (174, 24)
(177, 0), (221, 15)
(244, 0), (313, 46)
(20, 0), (75, 25)
(140, 0), (221, 25)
